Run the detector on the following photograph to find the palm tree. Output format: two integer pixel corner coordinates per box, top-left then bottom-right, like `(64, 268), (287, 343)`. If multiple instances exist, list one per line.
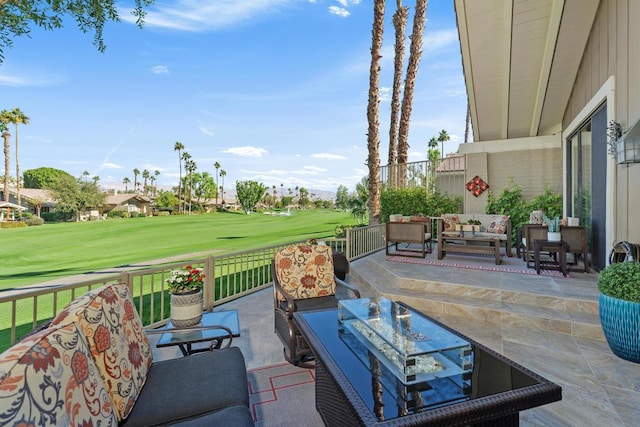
(464, 101), (471, 143)
(10, 108), (29, 206)
(154, 170), (160, 197)
(142, 169), (150, 196)
(92, 176), (100, 185)
(0, 110), (11, 205)
(213, 161), (220, 206)
(280, 183), (284, 198)
(438, 129), (450, 158)
(181, 152), (191, 212)
(174, 141), (184, 212)
(365, 0), (385, 225)
(133, 168), (140, 194)
(397, 0), (428, 183)
(219, 170), (227, 203)
(185, 159), (196, 214)
(388, 1), (409, 170)
(123, 176), (130, 192)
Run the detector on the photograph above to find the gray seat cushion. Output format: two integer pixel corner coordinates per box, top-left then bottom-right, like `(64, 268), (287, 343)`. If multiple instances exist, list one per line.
(168, 404), (254, 426)
(122, 347), (251, 427)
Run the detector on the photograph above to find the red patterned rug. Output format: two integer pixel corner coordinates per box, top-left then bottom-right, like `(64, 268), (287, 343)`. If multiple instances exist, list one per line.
(387, 255), (570, 278)
(247, 362), (322, 426)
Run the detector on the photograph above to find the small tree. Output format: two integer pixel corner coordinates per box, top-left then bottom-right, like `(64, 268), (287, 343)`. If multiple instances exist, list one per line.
(236, 180), (267, 214)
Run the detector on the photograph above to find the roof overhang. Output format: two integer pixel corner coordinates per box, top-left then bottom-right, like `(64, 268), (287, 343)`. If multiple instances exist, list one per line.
(455, 0), (600, 142)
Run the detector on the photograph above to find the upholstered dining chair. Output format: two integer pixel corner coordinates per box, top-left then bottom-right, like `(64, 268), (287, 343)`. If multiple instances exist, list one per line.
(272, 244), (360, 368)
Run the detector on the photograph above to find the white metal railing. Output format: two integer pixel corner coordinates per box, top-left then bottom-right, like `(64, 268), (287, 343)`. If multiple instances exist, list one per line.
(1, 231), (386, 351)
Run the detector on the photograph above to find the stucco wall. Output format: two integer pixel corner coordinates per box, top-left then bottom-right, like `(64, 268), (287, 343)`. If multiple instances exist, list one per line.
(458, 135), (562, 214)
(562, 0), (640, 243)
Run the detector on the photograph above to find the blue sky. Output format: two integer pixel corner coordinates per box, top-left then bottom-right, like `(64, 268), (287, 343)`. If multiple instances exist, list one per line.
(1, 0), (467, 194)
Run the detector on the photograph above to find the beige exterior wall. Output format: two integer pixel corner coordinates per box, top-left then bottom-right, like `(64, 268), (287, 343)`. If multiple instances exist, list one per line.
(458, 135), (562, 214)
(562, 0), (640, 243)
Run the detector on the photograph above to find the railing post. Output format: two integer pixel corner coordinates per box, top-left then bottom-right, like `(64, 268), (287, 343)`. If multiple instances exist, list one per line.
(346, 227), (351, 261)
(119, 272), (133, 294)
(204, 255), (215, 311)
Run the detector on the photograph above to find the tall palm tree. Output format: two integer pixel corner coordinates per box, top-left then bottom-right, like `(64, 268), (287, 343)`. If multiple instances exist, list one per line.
(0, 110), (12, 203)
(438, 129), (450, 158)
(123, 176), (130, 192)
(154, 170), (160, 197)
(213, 161), (220, 206)
(133, 168), (140, 194)
(185, 159), (196, 214)
(142, 169), (150, 196)
(1, 115), (10, 205)
(388, 0), (409, 170)
(181, 152), (191, 212)
(397, 0), (428, 182)
(220, 170), (227, 203)
(10, 108), (29, 206)
(174, 141), (184, 212)
(366, 0), (385, 225)
(464, 101), (471, 143)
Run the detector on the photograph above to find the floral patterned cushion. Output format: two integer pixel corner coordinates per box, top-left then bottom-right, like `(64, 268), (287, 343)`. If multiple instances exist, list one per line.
(275, 245), (336, 300)
(50, 283), (153, 420)
(441, 214), (459, 232)
(0, 323), (118, 426)
(486, 215), (510, 234)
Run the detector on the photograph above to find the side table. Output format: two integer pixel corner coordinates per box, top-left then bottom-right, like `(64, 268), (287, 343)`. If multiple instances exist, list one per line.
(154, 310), (240, 356)
(533, 239), (569, 277)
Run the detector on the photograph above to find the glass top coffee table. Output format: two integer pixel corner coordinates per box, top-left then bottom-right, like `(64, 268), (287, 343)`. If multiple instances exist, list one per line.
(294, 297), (561, 426)
(155, 310), (240, 356)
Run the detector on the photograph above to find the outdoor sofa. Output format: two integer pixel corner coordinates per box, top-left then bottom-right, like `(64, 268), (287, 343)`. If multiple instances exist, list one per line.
(0, 283), (254, 426)
(438, 213), (513, 256)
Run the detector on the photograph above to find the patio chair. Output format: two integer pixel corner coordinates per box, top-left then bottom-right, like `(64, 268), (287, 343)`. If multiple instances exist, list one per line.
(560, 225), (589, 272)
(522, 225), (549, 268)
(272, 244), (360, 368)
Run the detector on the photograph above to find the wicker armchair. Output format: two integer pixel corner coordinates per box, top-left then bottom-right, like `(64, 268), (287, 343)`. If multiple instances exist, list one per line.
(560, 225), (589, 272)
(272, 245), (360, 368)
(522, 225), (549, 268)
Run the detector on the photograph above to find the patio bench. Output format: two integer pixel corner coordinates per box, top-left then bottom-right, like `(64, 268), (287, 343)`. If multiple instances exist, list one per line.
(0, 283), (254, 426)
(439, 213), (512, 257)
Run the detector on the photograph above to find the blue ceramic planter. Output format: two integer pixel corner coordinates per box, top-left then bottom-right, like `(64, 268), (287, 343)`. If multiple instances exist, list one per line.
(599, 293), (640, 363)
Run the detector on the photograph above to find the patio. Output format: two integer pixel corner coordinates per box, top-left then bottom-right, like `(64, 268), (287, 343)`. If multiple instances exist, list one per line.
(150, 249), (639, 426)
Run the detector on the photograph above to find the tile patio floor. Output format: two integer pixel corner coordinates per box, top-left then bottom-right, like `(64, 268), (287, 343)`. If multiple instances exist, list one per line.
(150, 249), (640, 427)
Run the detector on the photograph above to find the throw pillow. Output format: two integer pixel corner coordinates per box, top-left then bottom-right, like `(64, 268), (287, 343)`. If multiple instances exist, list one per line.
(275, 245), (336, 300)
(486, 215), (509, 234)
(440, 214), (459, 232)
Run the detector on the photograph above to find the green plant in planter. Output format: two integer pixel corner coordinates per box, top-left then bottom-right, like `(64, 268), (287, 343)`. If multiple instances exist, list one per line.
(597, 262), (640, 302)
(597, 262), (640, 363)
(541, 213), (560, 232)
(467, 219), (482, 225)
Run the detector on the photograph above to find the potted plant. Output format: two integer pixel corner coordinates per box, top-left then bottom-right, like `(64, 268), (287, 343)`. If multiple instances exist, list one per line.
(541, 213), (561, 241)
(597, 261), (640, 362)
(166, 265), (206, 327)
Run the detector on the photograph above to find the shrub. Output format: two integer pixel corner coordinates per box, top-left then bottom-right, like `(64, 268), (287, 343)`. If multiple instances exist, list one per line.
(597, 262), (640, 303)
(0, 221), (27, 229)
(107, 210), (128, 218)
(153, 211), (170, 216)
(129, 212), (139, 218)
(26, 217), (45, 226)
(380, 187), (462, 222)
(41, 212), (63, 222)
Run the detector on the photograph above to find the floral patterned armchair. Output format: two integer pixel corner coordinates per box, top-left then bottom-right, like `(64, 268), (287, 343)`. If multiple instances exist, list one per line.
(272, 244), (361, 368)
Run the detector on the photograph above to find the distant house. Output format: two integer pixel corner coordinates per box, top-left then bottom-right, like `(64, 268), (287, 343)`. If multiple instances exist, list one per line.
(102, 193), (152, 216)
(0, 188), (55, 216)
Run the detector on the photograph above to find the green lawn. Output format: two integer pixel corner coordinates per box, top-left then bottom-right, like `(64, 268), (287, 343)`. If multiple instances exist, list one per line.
(0, 209), (355, 290)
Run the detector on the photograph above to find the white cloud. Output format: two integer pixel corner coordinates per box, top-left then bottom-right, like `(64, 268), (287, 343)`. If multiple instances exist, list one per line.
(0, 72), (64, 87)
(151, 65), (169, 74)
(303, 166), (327, 173)
(121, 1), (296, 32)
(379, 86), (392, 102)
(424, 29), (459, 53)
(199, 126), (215, 136)
(311, 153), (347, 160)
(223, 146), (269, 157)
(328, 6), (349, 17)
(101, 162), (123, 169)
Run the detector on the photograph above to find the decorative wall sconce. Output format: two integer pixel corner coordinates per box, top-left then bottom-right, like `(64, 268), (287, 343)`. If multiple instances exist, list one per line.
(466, 175), (489, 197)
(615, 119), (640, 164)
